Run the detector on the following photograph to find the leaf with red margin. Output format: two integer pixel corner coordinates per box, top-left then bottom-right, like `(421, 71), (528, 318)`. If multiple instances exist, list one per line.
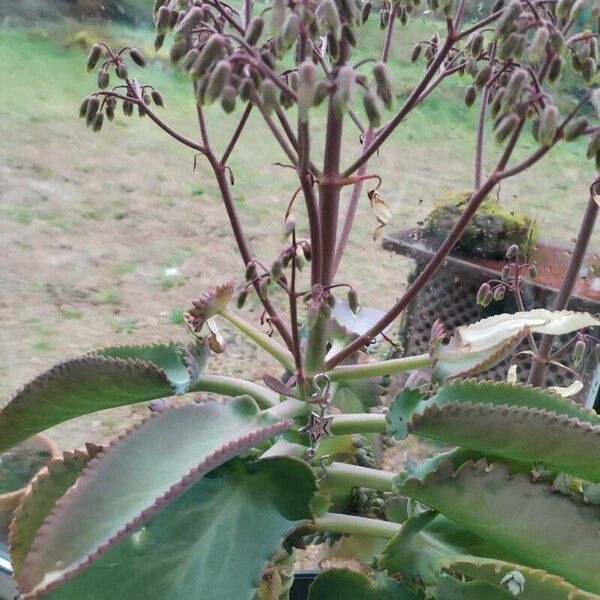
(17, 396), (291, 595)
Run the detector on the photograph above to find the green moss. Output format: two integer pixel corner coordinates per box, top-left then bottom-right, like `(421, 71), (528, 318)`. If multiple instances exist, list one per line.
(420, 192), (538, 259)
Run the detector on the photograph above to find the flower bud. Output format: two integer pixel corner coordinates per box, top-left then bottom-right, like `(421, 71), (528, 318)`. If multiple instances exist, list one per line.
(85, 96), (101, 126)
(221, 85), (237, 113)
(116, 62), (128, 80)
(474, 64), (492, 89)
(105, 102), (115, 121)
(528, 26), (549, 63)
(205, 60), (232, 104)
(494, 113), (519, 143)
(348, 288), (359, 314)
(341, 23), (357, 47)
(189, 34), (226, 79)
(506, 244), (519, 259)
(85, 44), (102, 72)
(498, 32), (520, 60)
(313, 80), (330, 106)
(79, 97), (90, 118)
(491, 87), (505, 117)
(92, 112), (104, 132)
(503, 68), (527, 107)
(581, 57), (596, 83)
(236, 290), (248, 309)
(181, 49), (200, 72)
(246, 16), (264, 45)
(361, 0), (373, 23)
(476, 282), (492, 305)
(280, 13), (300, 51)
(326, 32), (340, 61)
(260, 79), (280, 115)
(175, 6), (203, 34)
(410, 43), (422, 63)
(493, 285), (506, 301)
(316, 0), (341, 36)
(527, 264), (538, 279)
(156, 5), (171, 32)
(150, 90), (164, 107)
(98, 68), (110, 89)
(501, 264), (512, 281)
(586, 132), (600, 159)
(239, 77), (256, 102)
(297, 60), (317, 120)
(154, 33), (165, 51)
(327, 294), (336, 308)
(373, 61), (393, 109)
(469, 32), (484, 58)
(339, 0), (358, 24)
(379, 7), (390, 29)
(170, 40), (189, 64)
(295, 254), (305, 271)
(332, 66), (355, 115)
(564, 116), (589, 141)
(573, 339), (586, 368)
(363, 90), (382, 127)
(464, 84), (477, 107)
(548, 55), (562, 84)
(271, 259), (283, 281)
(130, 48), (146, 68)
(538, 105), (559, 147)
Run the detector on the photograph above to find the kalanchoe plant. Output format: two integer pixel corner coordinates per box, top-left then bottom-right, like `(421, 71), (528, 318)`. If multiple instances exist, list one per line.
(3, 0), (600, 597)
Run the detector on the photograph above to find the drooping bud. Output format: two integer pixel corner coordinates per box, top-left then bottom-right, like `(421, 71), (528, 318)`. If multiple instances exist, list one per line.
(205, 60), (233, 104)
(564, 116), (589, 141)
(379, 7), (390, 29)
(260, 79), (280, 115)
(341, 23), (357, 47)
(498, 32), (520, 60)
(528, 26), (549, 63)
(474, 64), (492, 89)
(105, 100), (115, 121)
(154, 33), (165, 51)
(573, 339), (587, 368)
(493, 285), (506, 301)
(469, 32), (484, 58)
(363, 90), (382, 127)
(116, 62), (129, 80)
(221, 85), (237, 113)
(316, 0), (341, 36)
(297, 60), (317, 121)
(491, 87), (505, 117)
(313, 80), (330, 106)
(527, 264), (538, 279)
(538, 105), (559, 147)
(494, 113), (519, 143)
(85, 44), (102, 72)
(246, 16), (264, 45)
(548, 56), (562, 84)
(280, 13), (300, 53)
(245, 262), (258, 281)
(92, 112), (104, 132)
(361, 0), (373, 23)
(501, 264), (512, 281)
(156, 5), (171, 33)
(170, 40), (188, 64)
(373, 61), (393, 109)
(503, 68), (527, 107)
(410, 43), (422, 63)
(506, 243), (519, 259)
(239, 77), (256, 102)
(464, 85), (477, 107)
(79, 97), (90, 118)
(130, 48), (146, 68)
(189, 34), (226, 79)
(175, 6), (203, 35)
(180, 49), (200, 73)
(549, 29), (565, 53)
(236, 290), (248, 309)
(495, 0), (521, 39)
(301, 242), (312, 262)
(98, 68), (110, 90)
(85, 96), (101, 126)
(295, 254), (305, 271)
(271, 259), (283, 281)
(122, 99), (134, 116)
(339, 0), (358, 24)
(581, 57), (596, 83)
(348, 288), (359, 314)
(150, 90), (164, 107)
(326, 32), (340, 61)
(476, 282), (491, 305)
(332, 66), (355, 115)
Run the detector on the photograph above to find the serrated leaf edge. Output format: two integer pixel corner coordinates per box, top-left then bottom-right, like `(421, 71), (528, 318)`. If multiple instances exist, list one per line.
(18, 408), (292, 597)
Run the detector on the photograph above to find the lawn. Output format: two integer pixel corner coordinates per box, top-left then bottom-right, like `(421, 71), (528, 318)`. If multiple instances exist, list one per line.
(0, 20), (597, 446)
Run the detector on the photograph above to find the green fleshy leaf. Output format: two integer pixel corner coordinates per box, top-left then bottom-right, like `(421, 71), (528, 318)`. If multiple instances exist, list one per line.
(436, 574), (512, 599)
(25, 458), (316, 600)
(308, 568), (423, 600)
(396, 459), (600, 594)
(17, 397), (291, 595)
(388, 381), (600, 480)
(9, 444), (103, 576)
(0, 341), (208, 452)
(386, 388), (427, 439)
(431, 310), (600, 381)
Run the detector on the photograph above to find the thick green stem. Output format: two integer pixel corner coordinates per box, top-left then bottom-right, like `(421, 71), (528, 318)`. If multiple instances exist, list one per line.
(189, 374), (278, 408)
(261, 439), (307, 459)
(303, 315), (328, 377)
(314, 512), (400, 539)
(221, 308), (295, 371)
(330, 414), (387, 436)
(323, 462), (395, 492)
(265, 398), (310, 420)
(328, 354), (431, 381)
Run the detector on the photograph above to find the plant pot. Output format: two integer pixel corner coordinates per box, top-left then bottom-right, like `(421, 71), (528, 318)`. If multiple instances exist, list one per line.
(290, 570), (319, 600)
(0, 434), (61, 543)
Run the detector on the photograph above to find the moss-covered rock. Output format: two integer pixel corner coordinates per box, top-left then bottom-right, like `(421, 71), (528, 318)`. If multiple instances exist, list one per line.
(420, 192), (537, 259)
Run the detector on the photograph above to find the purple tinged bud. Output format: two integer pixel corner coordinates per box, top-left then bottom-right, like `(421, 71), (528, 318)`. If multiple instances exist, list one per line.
(130, 48), (146, 67)
(85, 44), (102, 73)
(348, 288), (359, 314)
(116, 62), (129, 80)
(92, 112), (104, 132)
(476, 282), (492, 305)
(506, 244), (519, 259)
(573, 339), (586, 368)
(98, 68), (110, 89)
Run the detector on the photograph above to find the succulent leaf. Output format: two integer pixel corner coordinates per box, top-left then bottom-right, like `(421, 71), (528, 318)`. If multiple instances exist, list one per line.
(22, 457), (316, 600)
(17, 397), (291, 595)
(395, 459), (600, 594)
(9, 444), (104, 576)
(387, 380), (600, 480)
(0, 341), (208, 452)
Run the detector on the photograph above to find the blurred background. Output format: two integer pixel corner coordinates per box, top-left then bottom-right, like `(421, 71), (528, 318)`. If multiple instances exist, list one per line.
(1, 0), (599, 450)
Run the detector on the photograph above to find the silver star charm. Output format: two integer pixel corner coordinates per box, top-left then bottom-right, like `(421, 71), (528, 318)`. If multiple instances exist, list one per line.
(301, 411), (334, 456)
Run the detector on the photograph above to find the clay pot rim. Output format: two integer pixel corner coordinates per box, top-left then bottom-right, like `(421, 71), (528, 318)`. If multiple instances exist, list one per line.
(0, 434), (61, 503)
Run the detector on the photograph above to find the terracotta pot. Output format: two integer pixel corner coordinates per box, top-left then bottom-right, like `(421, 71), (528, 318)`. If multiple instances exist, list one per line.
(0, 434), (61, 532)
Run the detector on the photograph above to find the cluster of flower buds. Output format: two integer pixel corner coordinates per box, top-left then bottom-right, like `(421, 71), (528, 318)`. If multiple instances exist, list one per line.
(558, 333), (600, 371)
(476, 244), (537, 307)
(79, 44), (165, 131)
